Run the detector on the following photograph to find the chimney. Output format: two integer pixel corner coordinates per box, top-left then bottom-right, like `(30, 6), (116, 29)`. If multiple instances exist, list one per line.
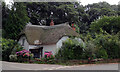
(50, 20), (54, 26)
(72, 24), (75, 31)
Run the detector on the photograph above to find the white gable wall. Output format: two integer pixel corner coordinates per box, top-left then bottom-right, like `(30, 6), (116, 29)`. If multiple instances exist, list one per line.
(56, 36), (69, 49)
(18, 36), (29, 51)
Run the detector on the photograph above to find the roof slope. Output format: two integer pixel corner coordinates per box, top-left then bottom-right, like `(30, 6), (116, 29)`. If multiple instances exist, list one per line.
(21, 23), (79, 45)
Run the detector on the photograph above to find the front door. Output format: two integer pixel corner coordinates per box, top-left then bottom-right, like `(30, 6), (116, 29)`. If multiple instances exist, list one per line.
(30, 47), (43, 58)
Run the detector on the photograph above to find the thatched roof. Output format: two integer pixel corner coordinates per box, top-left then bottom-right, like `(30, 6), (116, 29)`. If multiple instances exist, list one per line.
(20, 23), (79, 45)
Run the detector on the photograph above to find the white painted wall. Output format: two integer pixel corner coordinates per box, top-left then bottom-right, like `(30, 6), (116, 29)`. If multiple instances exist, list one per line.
(42, 44), (57, 57)
(29, 45), (38, 49)
(18, 36), (29, 51)
(28, 44), (57, 57)
(56, 36), (69, 49)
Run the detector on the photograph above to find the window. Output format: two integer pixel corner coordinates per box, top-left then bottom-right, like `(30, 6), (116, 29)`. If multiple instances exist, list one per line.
(22, 39), (25, 46)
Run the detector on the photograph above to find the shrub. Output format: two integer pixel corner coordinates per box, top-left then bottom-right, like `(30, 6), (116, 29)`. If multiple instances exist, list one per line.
(44, 51), (55, 63)
(55, 38), (85, 60)
(16, 49), (33, 62)
(9, 54), (18, 62)
(9, 43), (23, 62)
(44, 51), (53, 58)
(2, 38), (23, 61)
(82, 32), (120, 59)
(83, 41), (97, 59)
(93, 34), (120, 59)
(96, 48), (108, 59)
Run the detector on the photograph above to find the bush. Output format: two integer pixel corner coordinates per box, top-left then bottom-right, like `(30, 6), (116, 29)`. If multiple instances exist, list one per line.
(55, 38), (85, 60)
(44, 51), (53, 58)
(9, 54), (18, 62)
(43, 51), (55, 63)
(2, 38), (23, 61)
(9, 43), (23, 62)
(82, 32), (120, 59)
(83, 41), (97, 59)
(93, 34), (120, 59)
(96, 48), (108, 59)
(16, 49), (34, 62)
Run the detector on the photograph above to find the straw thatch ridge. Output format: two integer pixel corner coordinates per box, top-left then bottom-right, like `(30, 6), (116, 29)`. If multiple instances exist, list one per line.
(19, 23), (79, 45)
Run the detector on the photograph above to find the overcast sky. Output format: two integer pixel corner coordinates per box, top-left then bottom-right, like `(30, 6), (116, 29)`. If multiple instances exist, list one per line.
(5, 0), (120, 5)
(80, 0), (120, 6)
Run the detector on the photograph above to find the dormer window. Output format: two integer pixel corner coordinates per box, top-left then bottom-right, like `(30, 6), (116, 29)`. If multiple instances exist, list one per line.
(22, 39), (25, 46)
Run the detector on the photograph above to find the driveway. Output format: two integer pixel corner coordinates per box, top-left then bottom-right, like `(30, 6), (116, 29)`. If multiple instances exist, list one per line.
(1, 61), (119, 70)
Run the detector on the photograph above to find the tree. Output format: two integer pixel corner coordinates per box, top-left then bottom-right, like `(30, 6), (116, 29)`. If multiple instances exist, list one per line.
(100, 8), (117, 16)
(80, 2), (118, 34)
(90, 16), (120, 34)
(25, 2), (81, 25)
(2, 2), (29, 39)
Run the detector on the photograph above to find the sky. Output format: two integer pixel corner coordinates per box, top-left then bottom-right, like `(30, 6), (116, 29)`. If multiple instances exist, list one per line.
(5, 0), (120, 5)
(5, 0), (13, 5)
(79, 0), (120, 6)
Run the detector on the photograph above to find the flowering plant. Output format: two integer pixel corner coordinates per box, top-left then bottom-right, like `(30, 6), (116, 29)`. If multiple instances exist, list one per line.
(44, 51), (53, 58)
(16, 49), (33, 58)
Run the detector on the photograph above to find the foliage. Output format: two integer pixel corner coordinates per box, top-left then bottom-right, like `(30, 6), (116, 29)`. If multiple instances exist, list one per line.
(43, 51), (55, 64)
(90, 16), (120, 34)
(25, 2), (89, 33)
(55, 38), (85, 60)
(2, 2), (29, 39)
(9, 43), (23, 62)
(80, 32), (120, 59)
(2, 38), (23, 61)
(2, 2), (119, 37)
(9, 54), (18, 62)
(44, 51), (53, 58)
(25, 2), (80, 25)
(96, 48), (108, 59)
(34, 57), (55, 64)
(83, 41), (97, 59)
(93, 34), (120, 59)
(116, 31), (120, 40)
(2, 38), (15, 61)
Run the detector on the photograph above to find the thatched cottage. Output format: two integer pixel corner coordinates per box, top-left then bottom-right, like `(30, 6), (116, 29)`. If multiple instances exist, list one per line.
(18, 23), (80, 58)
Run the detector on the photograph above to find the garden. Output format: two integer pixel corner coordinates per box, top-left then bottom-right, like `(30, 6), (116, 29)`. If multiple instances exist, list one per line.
(1, 1), (120, 65)
(1, 32), (120, 65)
(1, 38), (55, 63)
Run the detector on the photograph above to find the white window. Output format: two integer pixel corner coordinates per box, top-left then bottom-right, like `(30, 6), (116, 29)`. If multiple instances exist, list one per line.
(22, 39), (25, 46)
